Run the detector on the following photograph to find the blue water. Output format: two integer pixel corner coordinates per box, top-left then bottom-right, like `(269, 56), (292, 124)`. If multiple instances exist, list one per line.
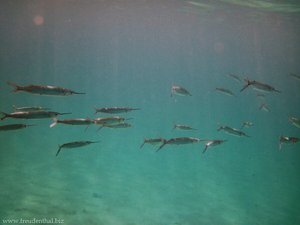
(1, 1), (300, 225)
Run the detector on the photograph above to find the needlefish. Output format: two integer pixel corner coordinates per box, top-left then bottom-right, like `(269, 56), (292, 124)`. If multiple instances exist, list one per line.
(0, 111), (71, 120)
(140, 138), (166, 149)
(218, 125), (250, 137)
(50, 118), (93, 128)
(56, 141), (99, 156)
(279, 136), (299, 150)
(7, 81), (85, 96)
(157, 137), (201, 152)
(171, 85), (192, 97)
(95, 107), (140, 114)
(240, 79), (280, 93)
(0, 124), (35, 131)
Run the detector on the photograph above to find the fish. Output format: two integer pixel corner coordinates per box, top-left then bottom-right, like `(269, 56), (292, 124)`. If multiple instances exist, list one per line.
(203, 140), (227, 153)
(157, 137), (201, 152)
(0, 111), (71, 121)
(227, 73), (242, 83)
(288, 73), (300, 81)
(7, 81), (85, 96)
(56, 140), (99, 156)
(259, 103), (270, 112)
(240, 121), (253, 129)
(171, 85), (192, 97)
(215, 87), (235, 97)
(0, 124), (35, 131)
(289, 116), (300, 128)
(218, 125), (250, 137)
(95, 107), (140, 114)
(100, 123), (132, 129)
(279, 136), (300, 150)
(240, 79), (281, 93)
(173, 124), (198, 131)
(140, 138), (166, 149)
(13, 105), (50, 112)
(50, 118), (94, 128)
(93, 116), (128, 125)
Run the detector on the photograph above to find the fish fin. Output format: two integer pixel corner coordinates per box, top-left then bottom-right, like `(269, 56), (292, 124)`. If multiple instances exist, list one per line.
(140, 141), (145, 149)
(50, 118), (58, 128)
(7, 81), (21, 92)
(156, 141), (167, 152)
(56, 146), (62, 157)
(202, 145), (208, 154)
(240, 79), (250, 92)
(0, 112), (8, 120)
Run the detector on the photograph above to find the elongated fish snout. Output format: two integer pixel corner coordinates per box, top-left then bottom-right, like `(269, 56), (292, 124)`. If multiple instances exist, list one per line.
(72, 91), (85, 95)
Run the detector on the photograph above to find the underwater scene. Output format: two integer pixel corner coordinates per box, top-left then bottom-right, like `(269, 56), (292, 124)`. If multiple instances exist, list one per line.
(1, 1), (300, 225)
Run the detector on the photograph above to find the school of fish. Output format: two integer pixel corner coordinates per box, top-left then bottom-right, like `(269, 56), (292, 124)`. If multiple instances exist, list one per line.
(0, 75), (299, 156)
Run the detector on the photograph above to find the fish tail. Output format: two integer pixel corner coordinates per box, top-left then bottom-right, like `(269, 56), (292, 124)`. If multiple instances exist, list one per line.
(50, 118), (58, 128)
(56, 146), (62, 157)
(140, 141), (145, 149)
(156, 140), (167, 152)
(240, 79), (250, 92)
(0, 112), (8, 120)
(202, 145), (208, 154)
(96, 126), (104, 132)
(94, 107), (98, 115)
(7, 81), (22, 92)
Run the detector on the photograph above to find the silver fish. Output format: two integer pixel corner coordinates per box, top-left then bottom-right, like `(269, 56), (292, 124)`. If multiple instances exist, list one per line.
(240, 79), (280, 93)
(95, 107), (140, 114)
(13, 105), (50, 112)
(240, 121), (253, 129)
(215, 87), (235, 97)
(140, 138), (166, 149)
(101, 123), (132, 129)
(171, 85), (192, 97)
(56, 140), (99, 157)
(50, 118), (93, 128)
(218, 125), (250, 137)
(289, 116), (300, 128)
(7, 81), (85, 96)
(203, 140), (227, 154)
(157, 137), (201, 152)
(259, 103), (270, 112)
(228, 73), (242, 83)
(289, 73), (300, 81)
(94, 116), (128, 125)
(0, 124), (35, 131)
(173, 124), (197, 131)
(279, 136), (300, 150)
(0, 111), (71, 120)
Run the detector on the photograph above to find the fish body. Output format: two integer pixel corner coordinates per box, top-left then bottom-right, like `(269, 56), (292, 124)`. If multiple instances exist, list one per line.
(289, 73), (300, 81)
(50, 118), (93, 128)
(95, 107), (140, 114)
(173, 124), (197, 131)
(0, 124), (34, 131)
(13, 105), (50, 112)
(171, 85), (192, 97)
(0, 111), (71, 120)
(157, 137), (200, 151)
(102, 123), (132, 129)
(203, 140), (227, 153)
(218, 125), (249, 137)
(215, 87), (235, 96)
(279, 136), (300, 150)
(289, 116), (300, 128)
(140, 138), (166, 149)
(94, 116), (126, 125)
(240, 121), (253, 129)
(56, 140), (99, 156)
(7, 81), (85, 96)
(228, 73), (242, 83)
(240, 79), (280, 93)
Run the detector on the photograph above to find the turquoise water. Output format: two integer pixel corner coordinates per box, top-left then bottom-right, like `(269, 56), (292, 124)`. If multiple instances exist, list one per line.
(1, 1), (300, 224)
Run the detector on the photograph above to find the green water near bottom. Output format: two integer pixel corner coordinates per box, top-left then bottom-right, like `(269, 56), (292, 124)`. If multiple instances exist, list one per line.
(1, 125), (299, 225)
